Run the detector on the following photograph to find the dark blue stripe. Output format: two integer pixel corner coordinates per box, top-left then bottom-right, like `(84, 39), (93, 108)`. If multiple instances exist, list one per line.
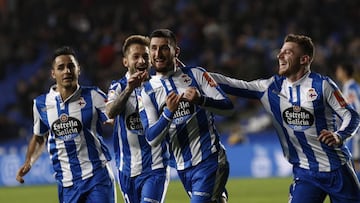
(36, 95), (63, 182)
(197, 109), (215, 161)
(62, 97), (82, 180)
(175, 123), (192, 168)
(138, 133), (151, 171)
(144, 82), (159, 114)
(50, 95), (64, 183)
(268, 79), (300, 165)
(119, 114), (131, 175)
(184, 68), (215, 160)
(112, 118), (121, 168)
(36, 95), (50, 132)
(167, 76), (193, 167)
(311, 73), (340, 170)
(219, 83), (263, 99)
(82, 88), (103, 171)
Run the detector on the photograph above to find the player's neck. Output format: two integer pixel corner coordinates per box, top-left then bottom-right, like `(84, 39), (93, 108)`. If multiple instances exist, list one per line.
(288, 68), (310, 83)
(56, 85), (78, 101)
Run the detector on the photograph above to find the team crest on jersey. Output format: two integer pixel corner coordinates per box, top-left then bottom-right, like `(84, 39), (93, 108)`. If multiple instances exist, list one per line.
(126, 112), (144, 135)
(306, 88), (318, 101)
(283, 106), (314, 131)
(51, 113), (82, 141)
(180, 74), (192, 86)
(77, 97), (86, 108)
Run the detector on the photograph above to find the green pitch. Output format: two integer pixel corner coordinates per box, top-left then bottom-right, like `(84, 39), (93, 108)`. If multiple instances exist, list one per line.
(0, 177), (330, 203)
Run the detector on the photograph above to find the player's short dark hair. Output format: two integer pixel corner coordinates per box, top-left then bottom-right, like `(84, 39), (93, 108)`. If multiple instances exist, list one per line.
(285, 34), (315, 62)
(149, 28), (177, 46)
(338, 63), (354, 77)
(122, 35), (150, 56)
(52, 46), (77, 64)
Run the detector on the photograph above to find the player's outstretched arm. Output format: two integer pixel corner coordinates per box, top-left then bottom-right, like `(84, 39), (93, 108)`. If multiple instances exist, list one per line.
(16, 134), (46, 184)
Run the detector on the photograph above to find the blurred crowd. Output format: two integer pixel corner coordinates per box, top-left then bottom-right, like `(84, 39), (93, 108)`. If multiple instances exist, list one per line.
(0, 0), (359, 142)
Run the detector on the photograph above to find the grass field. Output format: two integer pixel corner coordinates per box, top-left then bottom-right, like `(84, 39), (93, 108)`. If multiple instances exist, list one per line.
(0, 177), (330, 203)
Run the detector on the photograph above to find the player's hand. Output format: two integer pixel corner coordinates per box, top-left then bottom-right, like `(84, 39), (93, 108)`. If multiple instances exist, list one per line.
(182, 87), (202, 105)
(318, 129), (342, 147)
(127, 71), (148, 90)
(16, 163), (31, 184)
(166, 91), (183, 112)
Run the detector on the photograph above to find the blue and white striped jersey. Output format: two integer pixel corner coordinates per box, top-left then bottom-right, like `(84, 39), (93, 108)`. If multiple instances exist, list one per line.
(139, 66), (233, 170)
(33, 85), (112, 187)
(342, 79), (360, 160)
(212, 71), (360, 172)
(107, 72), (168, 177)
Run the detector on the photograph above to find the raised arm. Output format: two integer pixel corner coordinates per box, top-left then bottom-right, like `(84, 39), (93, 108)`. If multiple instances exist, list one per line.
(106, 71), (147, 119)
(188, 68), (234, 115)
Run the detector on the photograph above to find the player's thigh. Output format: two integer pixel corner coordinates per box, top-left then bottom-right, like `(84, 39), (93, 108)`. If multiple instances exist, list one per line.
(140, 171), (169, 203)
(327, 162), (360, 203)
(289, 178), (326, 203)
(86, 180), (115, 203)
(191, 159), (228, 202)
(58, 184), (81, 203)
(118, 171), (139, 203)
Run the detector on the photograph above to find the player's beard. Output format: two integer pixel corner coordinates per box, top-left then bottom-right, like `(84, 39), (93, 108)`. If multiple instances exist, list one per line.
(278, 57), (300, 77)
(153, 59), (175, 74)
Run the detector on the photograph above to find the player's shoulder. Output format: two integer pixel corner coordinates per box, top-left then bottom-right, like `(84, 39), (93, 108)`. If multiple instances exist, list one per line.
(181, 66), (206, 73)
(34, 92), (48, 103)
(81, 85), (107, 97)
(309, 72), (329, 80)
(111, 76), (127, 86)
(34, 86), (55, 101)
(308, 72), (340, 91)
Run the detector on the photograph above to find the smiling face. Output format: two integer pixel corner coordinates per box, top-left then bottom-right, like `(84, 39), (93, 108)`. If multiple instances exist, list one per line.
(276, 41), (312, 82)
(123, 43), (150, 75)
(149, 37), (179, 74)
(277, 42), (303, 76)
(51, 54), (80, 89)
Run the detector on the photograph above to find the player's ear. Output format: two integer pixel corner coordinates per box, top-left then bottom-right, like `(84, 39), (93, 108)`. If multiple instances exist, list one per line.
(175, 46), (180, 58)
(123, 58), (129, 69)
(51, 68), (56, 79)
(300, 55), (309, 65)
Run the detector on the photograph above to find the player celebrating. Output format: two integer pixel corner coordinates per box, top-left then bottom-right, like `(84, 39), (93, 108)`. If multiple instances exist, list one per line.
(211, 34), (360, 203)
(16, 46), (116, 203)
(106, 35), (169, 203)
(138, 28), (232, 203)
